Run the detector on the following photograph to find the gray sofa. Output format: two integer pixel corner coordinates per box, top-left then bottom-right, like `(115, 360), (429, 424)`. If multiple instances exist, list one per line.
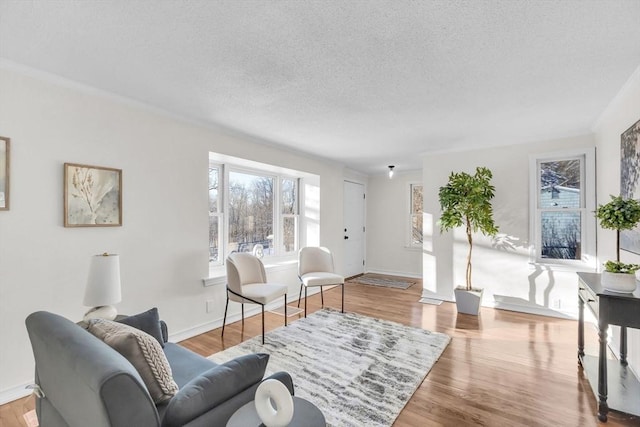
(25, 311), (294, 427)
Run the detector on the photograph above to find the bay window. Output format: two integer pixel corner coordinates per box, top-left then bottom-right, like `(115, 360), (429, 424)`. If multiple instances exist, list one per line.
(209, 156), (301, 266)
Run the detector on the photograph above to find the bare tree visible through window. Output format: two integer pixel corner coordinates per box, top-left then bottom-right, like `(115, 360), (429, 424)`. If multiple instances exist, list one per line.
(208, 158), (304, 264)
(208, 167), (221, 262)
(541, 212), (581, 259)
(282, 178), (298, 252)
(411, 184), (423, 245)
(539, 159), (582, 260)
(228, 171), (274, 254)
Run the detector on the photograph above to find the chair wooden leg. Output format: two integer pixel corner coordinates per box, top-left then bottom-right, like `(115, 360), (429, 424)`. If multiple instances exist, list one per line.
(221, 295), (229, 338)
(284, 294), (288, 327)
(304, 286), (308, 318)
(241, 303), (244, 327)
(341, 283), (345, 313)
(320, 286), (324, 307)
(297, 284), (303, 307)
(261, 305), (265, 345)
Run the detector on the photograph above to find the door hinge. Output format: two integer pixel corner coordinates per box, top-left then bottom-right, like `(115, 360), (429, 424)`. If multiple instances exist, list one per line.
(363, 259), (365, 266)
(363, 226), (365, 232)
(363, 193), (366, 199)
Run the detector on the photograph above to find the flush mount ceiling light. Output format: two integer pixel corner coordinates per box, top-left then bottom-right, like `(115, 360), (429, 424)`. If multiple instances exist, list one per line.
(388, 165), (395, 179)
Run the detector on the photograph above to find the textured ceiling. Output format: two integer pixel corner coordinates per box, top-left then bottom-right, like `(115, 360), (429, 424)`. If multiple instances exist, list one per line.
(1, 0), (639, 175)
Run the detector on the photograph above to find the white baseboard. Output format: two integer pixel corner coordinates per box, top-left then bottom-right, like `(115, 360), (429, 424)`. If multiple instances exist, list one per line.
(168, 319), (223, 343)
(168, 290), (320, 343)
(0, 381), (33, 405)
(490, 300), (575, 320)
(420, 290), (454, 302)
(418, 291), (577, 320)
(365, 269), (422, 279)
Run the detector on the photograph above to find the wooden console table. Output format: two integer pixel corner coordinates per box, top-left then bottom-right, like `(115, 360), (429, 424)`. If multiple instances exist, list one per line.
(577, 272), (640, 422)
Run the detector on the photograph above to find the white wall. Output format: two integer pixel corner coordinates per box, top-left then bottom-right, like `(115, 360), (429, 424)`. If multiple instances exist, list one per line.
(593, 65), (640, 377)
(422, 135), (595, 317)
(366, 170), (422, 277)
(0, 67), (346, 402)
(3, 60), (638, 405)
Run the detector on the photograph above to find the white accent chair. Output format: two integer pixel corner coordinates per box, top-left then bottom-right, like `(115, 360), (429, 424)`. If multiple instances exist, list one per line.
(297, 246), (345, 317)
(222, 252), (288, 344)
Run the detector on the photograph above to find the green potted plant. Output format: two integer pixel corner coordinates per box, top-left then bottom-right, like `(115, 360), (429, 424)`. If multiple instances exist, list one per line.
(438, 166), (499, 315)
(595, 195), (640, 292)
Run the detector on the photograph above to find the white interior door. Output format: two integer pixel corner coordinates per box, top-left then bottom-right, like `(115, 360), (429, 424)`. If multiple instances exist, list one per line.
(343, 181), (365, 278)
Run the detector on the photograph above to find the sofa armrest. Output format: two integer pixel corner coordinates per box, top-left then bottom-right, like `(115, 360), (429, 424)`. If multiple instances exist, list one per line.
(26, 311), (160, 427)
(162, 353), (269, 427)
(264, 371), (294, 396)
(175, 371), (294, 427)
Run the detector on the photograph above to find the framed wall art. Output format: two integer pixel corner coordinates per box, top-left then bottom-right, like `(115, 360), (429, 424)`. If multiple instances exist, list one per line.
(620, 118), (640, 254)
(0, 136), (9, 210)
(64, 163), (122, 227)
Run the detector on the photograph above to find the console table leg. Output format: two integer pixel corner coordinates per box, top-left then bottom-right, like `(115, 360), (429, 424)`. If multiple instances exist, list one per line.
(598, 322), (609, 422)
(620, 327), (628, 366)
(578, 295), (585, 362)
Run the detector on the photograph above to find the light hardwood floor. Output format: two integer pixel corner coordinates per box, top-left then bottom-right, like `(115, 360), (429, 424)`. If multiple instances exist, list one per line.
(2, 274), (639, 426)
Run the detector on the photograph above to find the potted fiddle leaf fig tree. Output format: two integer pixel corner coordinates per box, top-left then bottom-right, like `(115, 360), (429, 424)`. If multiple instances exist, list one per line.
(595, 195), (640, 292)
(438, 166), (499, 315)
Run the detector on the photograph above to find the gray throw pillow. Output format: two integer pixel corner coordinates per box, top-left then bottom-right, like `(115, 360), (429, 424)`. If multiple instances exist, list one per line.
(117, 307), (165, 347)
(87, 319), (178, 404)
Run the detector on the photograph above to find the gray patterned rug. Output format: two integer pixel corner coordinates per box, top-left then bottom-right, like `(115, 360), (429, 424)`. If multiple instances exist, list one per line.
(350, 274), (415, 289)
(209, 308), (450, 427)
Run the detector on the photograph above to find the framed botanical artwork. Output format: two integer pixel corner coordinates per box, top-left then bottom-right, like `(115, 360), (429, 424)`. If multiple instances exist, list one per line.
(64, 163), (122, 227)
(0, 136), (9, 210)
(620, 118), (640, 254)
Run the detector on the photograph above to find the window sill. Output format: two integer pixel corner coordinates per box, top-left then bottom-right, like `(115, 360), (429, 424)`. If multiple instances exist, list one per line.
(203, 265), (226, 287)
(203, 256), (298, 287)
(528, 260), (597, 273)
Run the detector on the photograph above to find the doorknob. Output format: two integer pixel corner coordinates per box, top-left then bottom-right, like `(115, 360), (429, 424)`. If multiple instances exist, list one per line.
(344, 236), (349, 240)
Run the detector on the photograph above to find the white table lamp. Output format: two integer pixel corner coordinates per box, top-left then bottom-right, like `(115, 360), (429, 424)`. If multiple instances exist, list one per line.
(83, 253), (121, 321)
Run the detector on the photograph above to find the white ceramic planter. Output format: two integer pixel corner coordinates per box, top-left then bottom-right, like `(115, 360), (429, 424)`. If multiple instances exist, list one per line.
(601, 271), (637, 293)
(454, 287), (484, 315)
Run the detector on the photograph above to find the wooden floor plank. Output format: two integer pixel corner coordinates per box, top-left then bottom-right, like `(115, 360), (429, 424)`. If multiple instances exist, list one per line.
(2, 274), (638, 426)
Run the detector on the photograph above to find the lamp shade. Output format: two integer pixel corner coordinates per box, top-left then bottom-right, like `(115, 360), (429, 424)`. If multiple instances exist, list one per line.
(83, 253), (121, 307)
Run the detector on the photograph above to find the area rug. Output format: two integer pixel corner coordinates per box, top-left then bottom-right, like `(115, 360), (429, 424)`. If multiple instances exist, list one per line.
(209, 308), (450, 427)
(349, 274), (415, 290)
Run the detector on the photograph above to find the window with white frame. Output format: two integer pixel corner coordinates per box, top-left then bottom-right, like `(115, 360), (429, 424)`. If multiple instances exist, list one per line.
(410, 183), (423, 246)
(530, 149), (595, 264)
(209, 159), (300, 266)
(208, 165), (222, 263)
(227, 170), (275, 255)
(281, 177), (298, 252)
